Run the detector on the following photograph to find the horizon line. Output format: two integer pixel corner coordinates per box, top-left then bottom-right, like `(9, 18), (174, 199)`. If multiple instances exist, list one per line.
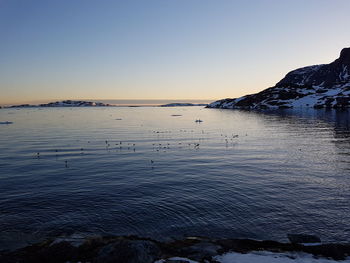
(0, 98), (218, 107)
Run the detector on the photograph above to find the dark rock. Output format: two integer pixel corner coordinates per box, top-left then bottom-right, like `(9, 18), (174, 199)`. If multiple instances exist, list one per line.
(287, 234), (321, 244)
(179, 242), (221, 261)
(339, 48), (350, 64)
(313, 104), (324, 109)
(278, 105), (292, 109)
(316, 89), (328, 93)
(0, 241), (78, 263)
(94, 239), (161, 263)
(0, 121), (13, 125)
(334, 96), (350, 108)
(1, 235), (350, 262)
(303, 243), (350, 261)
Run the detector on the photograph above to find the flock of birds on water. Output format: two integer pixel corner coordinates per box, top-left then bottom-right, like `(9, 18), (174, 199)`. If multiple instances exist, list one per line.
(25, 116), (243, 170)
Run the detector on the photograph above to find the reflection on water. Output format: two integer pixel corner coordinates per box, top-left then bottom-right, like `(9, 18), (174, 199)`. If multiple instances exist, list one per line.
(0, 107), (349, 250)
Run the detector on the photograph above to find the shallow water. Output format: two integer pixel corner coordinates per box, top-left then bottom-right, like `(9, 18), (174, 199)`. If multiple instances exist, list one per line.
(0, 107), (349, 250)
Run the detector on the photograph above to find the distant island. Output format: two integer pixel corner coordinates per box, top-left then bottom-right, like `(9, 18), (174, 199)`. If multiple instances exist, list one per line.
(207, 48), (350, 109)
(2, 101), (210, 108)
(160, 103), (208, 107)
(7, 100), (112, 108)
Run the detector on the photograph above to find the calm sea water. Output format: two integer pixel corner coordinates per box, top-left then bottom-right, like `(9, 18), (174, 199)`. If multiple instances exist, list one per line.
(0, 106), (349, 250)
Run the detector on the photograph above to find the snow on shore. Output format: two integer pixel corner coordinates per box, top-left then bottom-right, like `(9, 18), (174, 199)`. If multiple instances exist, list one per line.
(214, 251), (350, 263)
(156, 251), (350, 263)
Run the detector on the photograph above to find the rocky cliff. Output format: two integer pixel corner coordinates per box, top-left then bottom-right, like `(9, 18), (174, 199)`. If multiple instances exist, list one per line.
(207, 48), (350, 109)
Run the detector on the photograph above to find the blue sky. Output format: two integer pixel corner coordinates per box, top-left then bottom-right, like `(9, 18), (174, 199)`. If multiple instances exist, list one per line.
(1, 0), (350, 104)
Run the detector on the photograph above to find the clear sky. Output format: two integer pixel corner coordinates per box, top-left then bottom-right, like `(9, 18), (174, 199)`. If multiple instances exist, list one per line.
(1, 0), (350, 105)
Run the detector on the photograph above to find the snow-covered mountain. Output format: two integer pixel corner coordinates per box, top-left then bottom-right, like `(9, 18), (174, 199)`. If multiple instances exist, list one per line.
(207, 48), (350, 109)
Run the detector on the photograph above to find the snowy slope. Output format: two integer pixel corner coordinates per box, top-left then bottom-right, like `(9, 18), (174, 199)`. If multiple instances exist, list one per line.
(208, 48), (350, 109)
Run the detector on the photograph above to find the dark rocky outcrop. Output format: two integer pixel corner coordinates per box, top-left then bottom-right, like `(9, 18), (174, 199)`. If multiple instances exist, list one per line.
(287, 234), (321, 244)
(0, 121), (13, 125)
(207, 48), (350, 109)
(94, 239), (161, 263)
(1, 235), (350, 263)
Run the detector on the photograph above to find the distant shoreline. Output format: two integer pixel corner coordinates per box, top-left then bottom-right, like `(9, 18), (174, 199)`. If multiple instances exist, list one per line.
(0, 99), (213, 108)
(3, 100), (208, 109)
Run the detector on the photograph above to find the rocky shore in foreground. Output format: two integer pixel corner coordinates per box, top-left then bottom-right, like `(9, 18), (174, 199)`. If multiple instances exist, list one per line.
(1, 235), (349, 263)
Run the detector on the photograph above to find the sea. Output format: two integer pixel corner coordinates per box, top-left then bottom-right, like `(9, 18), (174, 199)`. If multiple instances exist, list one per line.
(0, 105), (349, 250)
